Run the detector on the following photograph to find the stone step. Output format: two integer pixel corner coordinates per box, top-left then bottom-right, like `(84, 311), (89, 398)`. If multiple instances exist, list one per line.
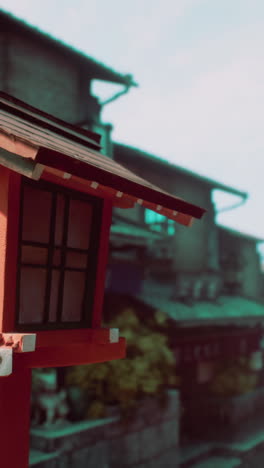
(190, 455), (241, 468)
(29, 449), (60, 467)
(180, 443), (213, 466)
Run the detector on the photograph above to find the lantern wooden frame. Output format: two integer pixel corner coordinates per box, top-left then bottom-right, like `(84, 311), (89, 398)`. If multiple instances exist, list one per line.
(0, 92), (205, 467)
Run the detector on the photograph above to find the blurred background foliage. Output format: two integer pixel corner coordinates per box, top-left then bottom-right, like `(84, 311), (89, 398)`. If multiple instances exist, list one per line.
(209, 356), (259, 397)
(65, 295), (180, 420)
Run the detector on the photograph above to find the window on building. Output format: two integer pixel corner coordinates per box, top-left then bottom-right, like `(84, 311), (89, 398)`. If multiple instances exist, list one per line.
(144, 208), (175, 236)
(16, 178), (102, 330)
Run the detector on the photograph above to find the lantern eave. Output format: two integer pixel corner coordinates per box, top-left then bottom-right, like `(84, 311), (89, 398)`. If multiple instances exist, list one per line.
(0, 91), (206, 227)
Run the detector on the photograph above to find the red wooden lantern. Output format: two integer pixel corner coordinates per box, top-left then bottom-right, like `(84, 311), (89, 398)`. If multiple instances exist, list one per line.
(0, 92), (205, 467)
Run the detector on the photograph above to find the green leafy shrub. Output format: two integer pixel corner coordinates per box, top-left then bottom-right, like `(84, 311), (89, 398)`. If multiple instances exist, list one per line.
(65, 300), (180, 420)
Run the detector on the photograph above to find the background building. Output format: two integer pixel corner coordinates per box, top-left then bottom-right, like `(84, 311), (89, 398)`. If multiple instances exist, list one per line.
(2, 9), (264, 468)
(0, 10), (136, 158)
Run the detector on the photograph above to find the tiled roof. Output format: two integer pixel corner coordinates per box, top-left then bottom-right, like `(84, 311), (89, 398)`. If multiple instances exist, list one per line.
(0, 92), (206, 227)
(139, 292), (264, 325)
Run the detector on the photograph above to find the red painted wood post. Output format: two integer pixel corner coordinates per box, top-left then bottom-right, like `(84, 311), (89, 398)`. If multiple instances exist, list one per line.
(0, 168), (21, 333)
(0, 364), (32, 467)
(92, 199), (113, 328)
(0, 168), (31, 467)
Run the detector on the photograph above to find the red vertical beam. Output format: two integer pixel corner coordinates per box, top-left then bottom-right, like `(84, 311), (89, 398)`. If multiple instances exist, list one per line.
(0, 169), (30, 468)
(92, 199), (112, 328)
(0, 168), (21, 332)
(0, 167), (9, 331)
(0, 364), (32, 468)
(3, 171), (21, 331)
(0, 167), (10, 331)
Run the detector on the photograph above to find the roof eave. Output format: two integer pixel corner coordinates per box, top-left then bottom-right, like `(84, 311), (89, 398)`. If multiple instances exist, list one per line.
(0, 9), (136, 87)
(114, 143), (247, 199)
(0, 92), (206, 226)
(35, 147), (206, 219)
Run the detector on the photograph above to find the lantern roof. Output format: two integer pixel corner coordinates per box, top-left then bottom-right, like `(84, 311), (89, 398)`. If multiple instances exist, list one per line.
(0, 92), (206, 227)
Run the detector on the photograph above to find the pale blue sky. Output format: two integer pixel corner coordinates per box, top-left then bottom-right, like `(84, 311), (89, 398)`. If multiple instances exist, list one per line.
(1, 0), (264, 244)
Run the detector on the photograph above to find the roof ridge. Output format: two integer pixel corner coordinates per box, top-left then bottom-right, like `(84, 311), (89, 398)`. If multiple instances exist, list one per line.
(0, 9), (136, 86)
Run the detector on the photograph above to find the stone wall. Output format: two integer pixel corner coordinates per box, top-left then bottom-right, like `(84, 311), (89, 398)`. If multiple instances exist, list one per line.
(30, 390), (180, 468)
(183, 387), (264, 439)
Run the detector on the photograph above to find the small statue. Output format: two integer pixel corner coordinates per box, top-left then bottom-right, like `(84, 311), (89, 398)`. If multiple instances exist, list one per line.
(31, 368), (69, 427)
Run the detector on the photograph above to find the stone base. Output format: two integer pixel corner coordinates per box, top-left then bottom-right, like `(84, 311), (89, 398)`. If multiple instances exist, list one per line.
(183, 387), (264, 439)
(30, 390), (180, 468)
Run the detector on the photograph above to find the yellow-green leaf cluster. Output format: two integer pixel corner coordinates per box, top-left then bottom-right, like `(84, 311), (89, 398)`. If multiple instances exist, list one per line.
(65, 306), (179, 419)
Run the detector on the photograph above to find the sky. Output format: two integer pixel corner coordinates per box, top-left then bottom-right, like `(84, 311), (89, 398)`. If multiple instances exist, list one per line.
(1, 0), (264, 246)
